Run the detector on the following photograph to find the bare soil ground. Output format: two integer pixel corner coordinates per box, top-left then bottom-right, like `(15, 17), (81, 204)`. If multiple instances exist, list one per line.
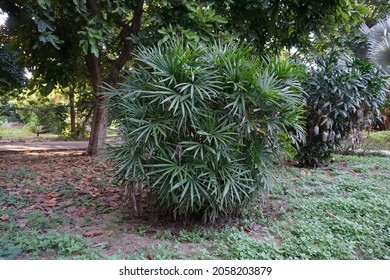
(0, 149), (237, 259)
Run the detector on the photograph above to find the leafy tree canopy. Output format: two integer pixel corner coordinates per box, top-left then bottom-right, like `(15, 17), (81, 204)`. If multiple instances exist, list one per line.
(1, 0), (371, 68)
(212, 0), (369, 53)
(0, 0), (374, 154)
(0, 45), (25, 96)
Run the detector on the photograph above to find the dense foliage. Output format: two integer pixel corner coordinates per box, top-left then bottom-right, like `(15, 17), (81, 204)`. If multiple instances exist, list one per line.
(362, 14), (390, 130)
(296, 50), (389, 167)
(0, 46), (25, 95)
(107, 39), (305, 222)
(362, 14), (390, 74)
(212, 0), (368, 53)
(0, 0), (371, 154)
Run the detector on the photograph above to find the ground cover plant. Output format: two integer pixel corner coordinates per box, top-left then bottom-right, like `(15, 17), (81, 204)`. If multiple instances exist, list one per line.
(1, 149), (389, 260)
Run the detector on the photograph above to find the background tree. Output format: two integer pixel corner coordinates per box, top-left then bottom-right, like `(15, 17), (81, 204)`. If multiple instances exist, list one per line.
(1, 0), (146, 153)
(361, 14), (390, 130)
(212, 0), (368, 53)
(0, 0), (371, 154)
(0, 45), (25, 97)
(362, 14), (390, 74)
(312, 0), (390, 59)
(296, 50), (388, 167)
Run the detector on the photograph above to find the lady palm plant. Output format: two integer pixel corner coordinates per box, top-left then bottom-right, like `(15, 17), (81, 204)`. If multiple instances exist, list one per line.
(361, 15), (390, 130)
(107, 38), (305, 223)
(296, 50), (388, 167)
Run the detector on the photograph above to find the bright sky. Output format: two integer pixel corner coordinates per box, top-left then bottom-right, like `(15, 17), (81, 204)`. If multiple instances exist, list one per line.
(0, 10), (8, 26)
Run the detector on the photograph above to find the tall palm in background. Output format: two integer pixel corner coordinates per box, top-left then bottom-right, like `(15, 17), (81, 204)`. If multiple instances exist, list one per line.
(362, 14), (390, 130)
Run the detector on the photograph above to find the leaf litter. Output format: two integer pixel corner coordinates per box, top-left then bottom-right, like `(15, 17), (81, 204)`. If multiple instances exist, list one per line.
(0, 151), (211, 259)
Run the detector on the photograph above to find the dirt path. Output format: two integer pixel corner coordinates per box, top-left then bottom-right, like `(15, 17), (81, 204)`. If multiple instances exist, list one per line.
(0, 141), (88, 152)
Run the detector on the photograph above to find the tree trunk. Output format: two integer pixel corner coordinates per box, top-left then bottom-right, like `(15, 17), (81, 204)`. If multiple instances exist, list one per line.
(85, 0), (144, 155)
(87, 94), (108, 155)
(86, 50), (107, 155)
(69, 89), (76, 138)
(80, 107), (93, 140)
(384, 113), (390, 131)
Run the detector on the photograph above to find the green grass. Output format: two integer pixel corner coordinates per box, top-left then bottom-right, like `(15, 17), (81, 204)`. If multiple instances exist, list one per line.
(0, 209), (102, 260)
(144, 154), (390, 260)
(209, 154), (390, 259)
(364, 131), (390, 150)
(349, 131), (390, 151)
(0, 125), (58, 140)
(0, 228), (90, 259)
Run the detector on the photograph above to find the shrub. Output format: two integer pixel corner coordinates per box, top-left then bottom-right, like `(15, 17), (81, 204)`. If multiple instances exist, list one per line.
(107, 39), (305, 223)
(19, 103), (67, 135)
(296, 50), (389, 167)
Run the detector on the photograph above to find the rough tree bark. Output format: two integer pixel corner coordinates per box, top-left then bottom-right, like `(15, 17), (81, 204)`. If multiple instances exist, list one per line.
(85, 50), (107, 155)
(384, 114), (390, 131)
(68, 89), (76, 138)
(85, 0), (144, 155)
(81, 107), (93, 140)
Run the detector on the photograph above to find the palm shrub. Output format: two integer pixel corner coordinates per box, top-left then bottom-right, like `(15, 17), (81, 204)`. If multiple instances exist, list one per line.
(296, 50), (389, 167)
(107, 39), (305, 222)
(361, 14), (390, 74)
(361, 14), (390, 130)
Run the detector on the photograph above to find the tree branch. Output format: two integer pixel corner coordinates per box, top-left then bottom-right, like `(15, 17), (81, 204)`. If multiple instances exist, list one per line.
(86, 0), (98, 13)
(107, 0), (144, 85)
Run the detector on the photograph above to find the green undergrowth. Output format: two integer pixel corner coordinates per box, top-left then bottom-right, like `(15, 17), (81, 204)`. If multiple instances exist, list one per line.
(363, 131), (390, 150)
(114, 154), (390, 260)
(1, 154), (389, 259)
(157, 154), (390, 260)
(214, 154), (390, 259)
(0, 125), (58, 140)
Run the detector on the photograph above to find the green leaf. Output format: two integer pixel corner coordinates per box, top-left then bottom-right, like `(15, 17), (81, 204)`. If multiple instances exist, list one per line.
(37, 0), (51, 9)
(80, 40), (88, 55)
(107, 37), (305, 222)
(90, 44), (99, 58)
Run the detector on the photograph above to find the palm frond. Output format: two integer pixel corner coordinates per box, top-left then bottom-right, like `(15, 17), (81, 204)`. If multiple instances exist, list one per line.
(106, 36), (306, 222)
(362, 14), (390, 73)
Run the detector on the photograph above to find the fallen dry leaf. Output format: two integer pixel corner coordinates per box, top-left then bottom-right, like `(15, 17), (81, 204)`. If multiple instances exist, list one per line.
(0, 213), (10, 221)
(128, 225), (139, 232)
(147, 251), (154, 260)
(8, 191), (20, 196)
(325, 210), (337, 218)
(92, 242), (106, 248)
(28, 204), (45, 211)
(35, 205), (46, 211)
(48, 193), (63, 198)
(43, 198), (58, 206)
(107, 230), (114, 237)
(83, 229), (104, 237)
(248, 223), (261, 232)
(44, 198), (58, 203)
